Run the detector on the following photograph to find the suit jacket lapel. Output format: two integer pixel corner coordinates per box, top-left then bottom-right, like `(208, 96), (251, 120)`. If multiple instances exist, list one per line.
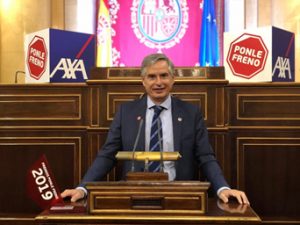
(171, 97), (183, 152)
(132, 95), (147, 151)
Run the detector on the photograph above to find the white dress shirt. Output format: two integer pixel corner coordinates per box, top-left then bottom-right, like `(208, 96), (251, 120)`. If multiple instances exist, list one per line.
(145, 95), (176, 181)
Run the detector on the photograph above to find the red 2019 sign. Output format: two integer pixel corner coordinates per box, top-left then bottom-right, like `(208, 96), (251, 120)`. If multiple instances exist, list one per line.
(26, 155), (63, 209)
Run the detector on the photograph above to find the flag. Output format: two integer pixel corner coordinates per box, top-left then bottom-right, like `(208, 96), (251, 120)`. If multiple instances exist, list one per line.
(199, 0), (220, 66)
(96, 0), (112, 67)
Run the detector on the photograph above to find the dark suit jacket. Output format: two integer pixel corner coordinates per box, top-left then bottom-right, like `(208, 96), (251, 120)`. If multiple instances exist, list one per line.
(80, 95), (229, 193)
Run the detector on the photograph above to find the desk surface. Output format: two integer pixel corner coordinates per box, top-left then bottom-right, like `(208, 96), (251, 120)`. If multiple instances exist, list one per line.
(35, 198), (261, 224)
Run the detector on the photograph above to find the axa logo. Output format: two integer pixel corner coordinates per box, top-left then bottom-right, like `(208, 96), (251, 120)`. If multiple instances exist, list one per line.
(50, 58), (88, 80)
(272, 56), (292, 80)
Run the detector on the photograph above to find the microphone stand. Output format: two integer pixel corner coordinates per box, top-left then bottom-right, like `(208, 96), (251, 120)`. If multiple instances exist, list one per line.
(131, 118), (144, 172)
(125, 116), (168, 181)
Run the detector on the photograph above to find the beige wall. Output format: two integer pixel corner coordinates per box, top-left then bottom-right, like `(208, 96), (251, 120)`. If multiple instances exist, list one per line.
(0, 0), (64, 83)
(0, 0), (50, 83)
(0, 0), (299, 83)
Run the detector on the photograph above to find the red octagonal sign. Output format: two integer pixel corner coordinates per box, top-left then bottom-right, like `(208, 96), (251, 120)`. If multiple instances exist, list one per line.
(226, 33), (268, 79)
(27, 36), (47, 80)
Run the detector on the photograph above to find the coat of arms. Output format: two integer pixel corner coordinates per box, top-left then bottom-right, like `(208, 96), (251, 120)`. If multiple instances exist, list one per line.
(132, 0), (189, 51)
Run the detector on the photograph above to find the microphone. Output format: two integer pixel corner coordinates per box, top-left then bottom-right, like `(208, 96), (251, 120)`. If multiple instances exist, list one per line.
(157, 117), (164, 172)
(131, 116), (144, 172)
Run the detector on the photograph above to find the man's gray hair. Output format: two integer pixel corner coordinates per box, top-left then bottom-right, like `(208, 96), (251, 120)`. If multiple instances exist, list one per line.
(141, 53), (175, 77)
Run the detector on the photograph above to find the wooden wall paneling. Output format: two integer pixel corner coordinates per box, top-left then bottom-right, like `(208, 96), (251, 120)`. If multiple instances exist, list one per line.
(208, 131), (230, 182)
(206, 131), (230, 196)
(86, 128), (128, 182)
(86, 128), (116, 179)
(227, 84), (300, 127)
(230, 130), (300, 221)
(0, 84), (89, 127)
(89, 86), (101, 128)
(99, 83), (144, 128)
(227, 83), (300, 224)
(216, 86), (227, 127)
(0, 129), (86, 214)
(0, 84), (89, 224)
(86, 129), (106, 165)
(172, 82), (227, 128)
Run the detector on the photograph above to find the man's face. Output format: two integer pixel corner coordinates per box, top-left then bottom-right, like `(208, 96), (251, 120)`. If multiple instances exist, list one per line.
(142, 60), (175, 104)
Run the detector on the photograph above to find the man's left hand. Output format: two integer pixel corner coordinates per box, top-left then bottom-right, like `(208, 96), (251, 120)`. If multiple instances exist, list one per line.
(218, 189), (250, 205)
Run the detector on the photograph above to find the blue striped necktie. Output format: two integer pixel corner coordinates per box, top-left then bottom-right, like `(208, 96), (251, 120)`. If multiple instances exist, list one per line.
(149, 105), (164, 172)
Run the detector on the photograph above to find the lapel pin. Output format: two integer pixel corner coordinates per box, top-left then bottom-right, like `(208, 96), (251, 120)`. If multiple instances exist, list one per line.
(178, 117), (182, 122)
(137, 116), (142, 121)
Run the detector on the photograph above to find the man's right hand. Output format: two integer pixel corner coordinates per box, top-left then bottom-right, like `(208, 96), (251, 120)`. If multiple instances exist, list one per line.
(60, 189), (85, 202)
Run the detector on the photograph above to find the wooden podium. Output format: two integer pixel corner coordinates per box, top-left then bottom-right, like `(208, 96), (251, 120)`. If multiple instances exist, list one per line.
(36, 198), (261, 225)
(84, 151), (210, 220)
(85, 151), (210, 219)
(85, 180), (210, 220)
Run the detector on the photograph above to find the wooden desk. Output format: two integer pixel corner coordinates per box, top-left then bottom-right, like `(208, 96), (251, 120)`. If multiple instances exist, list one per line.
(35, 199), (261, 225)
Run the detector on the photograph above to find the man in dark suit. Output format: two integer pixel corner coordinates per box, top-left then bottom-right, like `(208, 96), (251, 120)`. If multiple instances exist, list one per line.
(61, 53), (249, 205)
